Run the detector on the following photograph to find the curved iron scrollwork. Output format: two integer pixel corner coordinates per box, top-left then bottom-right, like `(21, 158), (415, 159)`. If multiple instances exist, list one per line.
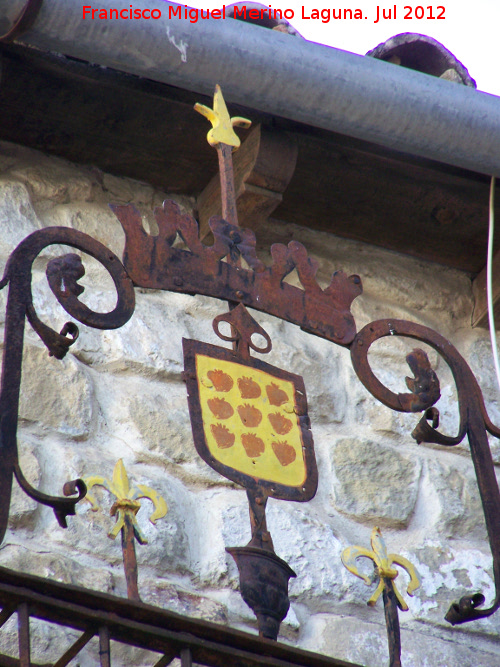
(350, 318), (500, 625)
(0, 227), (135, 544)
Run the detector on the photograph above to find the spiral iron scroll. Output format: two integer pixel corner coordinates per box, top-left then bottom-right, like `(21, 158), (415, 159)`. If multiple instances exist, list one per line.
(0, 227), (135, 545)
(350, 319), (500, 625)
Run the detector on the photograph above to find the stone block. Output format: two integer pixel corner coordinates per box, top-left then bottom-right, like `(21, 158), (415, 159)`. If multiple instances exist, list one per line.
(141, 580), (228, 623)
(426, 459), (487, 542)
(8, 440), (41, 530)
(6, 152), (94, 204)
(71, 290), (194, 379)
(128, 381), (196, 464)
(406, 543), (500, 635)
(265, 502), (354, 605)
(0, 179), (41, 261)
(331, 438), (421, 527)
(0, 543), (114, 593)
(18, 344), (94, 440)
(38, 202), (126, 258)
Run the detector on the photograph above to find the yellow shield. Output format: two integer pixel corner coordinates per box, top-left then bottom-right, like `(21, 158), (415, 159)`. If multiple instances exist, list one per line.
(184, 339), (317, 501)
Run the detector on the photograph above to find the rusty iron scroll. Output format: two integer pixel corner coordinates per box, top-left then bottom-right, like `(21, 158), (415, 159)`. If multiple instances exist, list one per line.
(0, 227), (135, 545)
(351, 319), (500, 625)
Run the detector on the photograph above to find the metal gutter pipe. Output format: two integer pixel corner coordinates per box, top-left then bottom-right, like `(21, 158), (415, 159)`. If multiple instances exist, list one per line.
(2, 0), (500, 177)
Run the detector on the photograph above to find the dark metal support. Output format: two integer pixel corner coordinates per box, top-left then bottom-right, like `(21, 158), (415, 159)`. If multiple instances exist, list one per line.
(122, 515), (140, 602)
(217, 143), (238, 228)
(99, 626), (111, 667)
(0, 606), (15, 629)
(152, 653), (176, 667)
(382, 581), (402, 667)
(17, 604), (30, 667)
(53, 629), (94, 667)
(246, 488), (273, 551)
(0, 227), (135, 545)
(180, 648), (193, 667)
(0, 565), (361, 666)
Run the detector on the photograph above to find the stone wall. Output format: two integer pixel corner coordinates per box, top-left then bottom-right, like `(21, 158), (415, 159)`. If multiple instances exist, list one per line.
(1, 139), (500, 665)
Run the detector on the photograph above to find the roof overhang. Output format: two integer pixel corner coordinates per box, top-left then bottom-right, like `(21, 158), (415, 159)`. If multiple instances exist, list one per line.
(1, 0), (499, 275)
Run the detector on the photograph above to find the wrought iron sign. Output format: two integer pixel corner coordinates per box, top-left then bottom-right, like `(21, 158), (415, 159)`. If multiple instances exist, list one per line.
(1, 84), (500, 664)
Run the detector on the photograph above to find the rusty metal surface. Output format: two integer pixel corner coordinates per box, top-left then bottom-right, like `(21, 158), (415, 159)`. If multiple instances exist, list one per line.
(112, 201), (362, 346)
(0, 566), (362, 667)
(382, 580), (402, 667)
(227, 546), (296, 640)
(1, 82), (500, 666)
(0, 227), (135, 545)
(351, 319), (500, 625)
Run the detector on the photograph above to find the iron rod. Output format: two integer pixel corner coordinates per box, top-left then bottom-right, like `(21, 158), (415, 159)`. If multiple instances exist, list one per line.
(53, 629), (94, 667)
(122, 514), (140, 602)
(152, 653), (176, 667)
(217, 143), (238, 229)
(180, 648), (192, 667)
(382, 580), (402, 667)
(17, 603), (30, 667)
(0, 606), (14, 629)
(99, 626), (111, 667)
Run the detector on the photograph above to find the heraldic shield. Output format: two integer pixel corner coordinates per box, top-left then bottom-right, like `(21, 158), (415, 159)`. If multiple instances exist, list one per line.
(182, 338), (317, 502)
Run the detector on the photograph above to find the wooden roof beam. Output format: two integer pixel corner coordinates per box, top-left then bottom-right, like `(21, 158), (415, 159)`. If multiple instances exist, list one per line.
(197, 124), (298, 238)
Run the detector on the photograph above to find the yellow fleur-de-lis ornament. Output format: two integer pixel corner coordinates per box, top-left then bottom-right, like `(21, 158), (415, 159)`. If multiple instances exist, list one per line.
(342, 527), (420, 666)
(194, 84), (251, 149)
(83, 459), (167, 600)
(341, 526), (420, 611)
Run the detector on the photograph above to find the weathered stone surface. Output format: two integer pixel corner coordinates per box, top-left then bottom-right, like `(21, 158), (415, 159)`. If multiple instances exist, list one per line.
(426, 459), (487, 542)
(128, 381), (196, 464)
(0, 543), (114, 592)
(71, 290), (194, 379)
(0, 179), (41, 261)
(405, 543), (500, 635)
(39, 201), (127, 258)
(331, 438), (421, 527)
(266, 502), (360, 606)
(18, 344), (94, 440)
(300, 613), (500, 667)
(8, 441), (41, 530)
(141, 580), (228, 623)
(6, 149), (94, 204)
(258, 317), (347, 424)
